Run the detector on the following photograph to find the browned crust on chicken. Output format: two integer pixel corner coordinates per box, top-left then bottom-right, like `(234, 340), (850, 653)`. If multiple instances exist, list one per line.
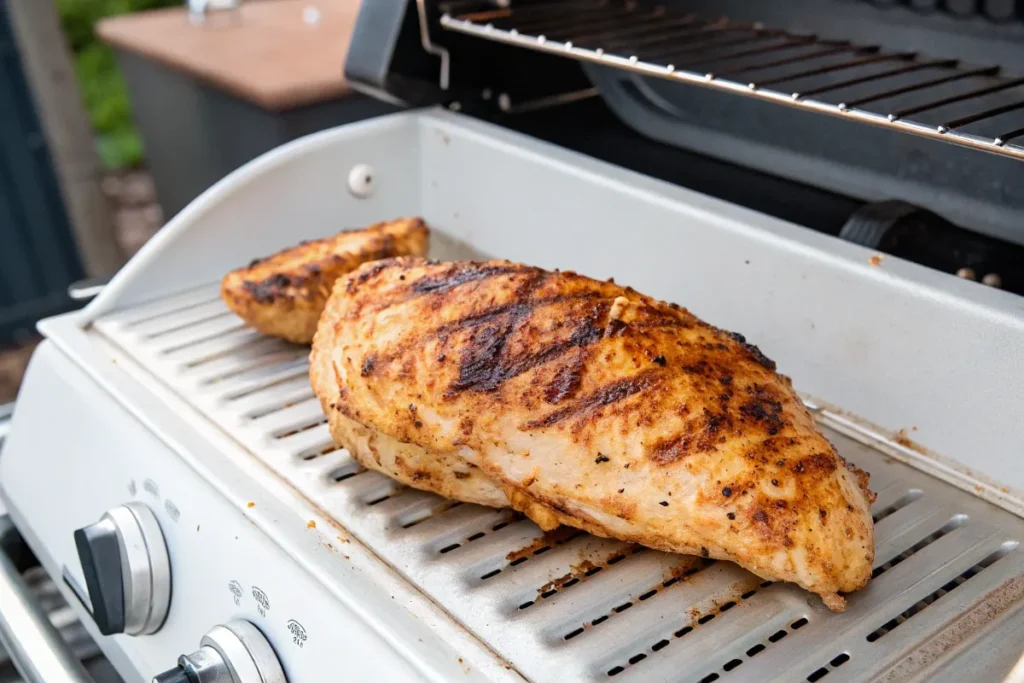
(220, 218), (429, 343)
(310, 258), (876, 610)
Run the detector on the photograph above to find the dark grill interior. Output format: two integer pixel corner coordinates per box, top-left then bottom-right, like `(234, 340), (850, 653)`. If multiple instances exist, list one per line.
(442, 2), (1024, 157)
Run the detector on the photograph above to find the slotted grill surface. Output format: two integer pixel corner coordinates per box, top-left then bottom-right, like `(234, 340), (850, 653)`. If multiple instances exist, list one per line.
(94, 285), (1024, 682)
(440, 1), (1024, 161)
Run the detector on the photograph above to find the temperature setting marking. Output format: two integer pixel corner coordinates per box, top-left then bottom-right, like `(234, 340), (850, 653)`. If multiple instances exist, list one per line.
(286, 619), (307, 648)
(252, 586), (269, 617)
(228, 580), (243, 606)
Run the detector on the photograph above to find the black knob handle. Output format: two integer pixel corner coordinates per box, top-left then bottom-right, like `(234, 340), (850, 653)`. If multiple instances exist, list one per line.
(73, 521), (125, 635)
(840, 200), (1023, 294)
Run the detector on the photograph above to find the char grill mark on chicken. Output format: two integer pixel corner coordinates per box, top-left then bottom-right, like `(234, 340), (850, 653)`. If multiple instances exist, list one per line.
(310, 257), (876, 611)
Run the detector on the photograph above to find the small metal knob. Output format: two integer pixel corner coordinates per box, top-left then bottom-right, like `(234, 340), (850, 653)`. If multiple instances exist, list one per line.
(152, 621), (286, 683)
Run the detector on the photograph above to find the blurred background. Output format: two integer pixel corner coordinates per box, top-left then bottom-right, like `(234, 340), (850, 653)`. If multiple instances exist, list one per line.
(1, 0), (377, 406)
(1, 0), (176, 404)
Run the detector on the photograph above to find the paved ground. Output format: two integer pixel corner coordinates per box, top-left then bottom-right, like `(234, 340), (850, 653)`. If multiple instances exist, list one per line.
(0, 169), (161, 405)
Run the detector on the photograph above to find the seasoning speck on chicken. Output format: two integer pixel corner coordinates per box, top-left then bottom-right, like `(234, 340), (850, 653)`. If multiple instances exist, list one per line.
(220, 217), (429, 343)
(309, 258), (876, 611)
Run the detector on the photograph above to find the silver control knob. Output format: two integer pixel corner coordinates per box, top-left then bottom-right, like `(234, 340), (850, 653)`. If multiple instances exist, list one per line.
(74, 502), (171, 636)
(152, 620), (286, 683)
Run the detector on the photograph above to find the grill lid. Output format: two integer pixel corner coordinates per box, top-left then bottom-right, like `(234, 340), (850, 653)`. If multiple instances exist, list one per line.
(93, 284), (1024, 683)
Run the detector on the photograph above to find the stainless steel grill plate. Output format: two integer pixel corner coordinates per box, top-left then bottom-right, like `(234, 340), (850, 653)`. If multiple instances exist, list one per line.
(93, 284), (1024, 683)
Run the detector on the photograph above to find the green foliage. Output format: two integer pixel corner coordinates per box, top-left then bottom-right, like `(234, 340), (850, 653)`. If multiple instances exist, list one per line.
(58, 0), (180, 169)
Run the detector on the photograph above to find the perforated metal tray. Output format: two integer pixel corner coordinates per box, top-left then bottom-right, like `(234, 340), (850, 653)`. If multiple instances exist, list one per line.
(93, 284), (1024, 683)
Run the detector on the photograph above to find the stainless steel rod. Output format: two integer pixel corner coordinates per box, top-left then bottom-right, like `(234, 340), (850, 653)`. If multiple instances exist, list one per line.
(0, 546), (94, 683)
(756, 51), (914, 89)
(941, 99), (1024, 132)
(844, 65), (1000, 108)
(797, 59), (958, 98)
(893, 76), (1024, 119)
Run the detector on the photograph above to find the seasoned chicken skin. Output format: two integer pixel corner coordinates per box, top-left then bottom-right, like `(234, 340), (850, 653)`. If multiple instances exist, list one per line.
(310, 258), (876, 610)
(221, 218), (429, 343)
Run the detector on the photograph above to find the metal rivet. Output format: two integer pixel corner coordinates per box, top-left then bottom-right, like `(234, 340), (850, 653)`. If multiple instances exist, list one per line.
(498, 93), (512, 112)
(537, 35), (547, 43)
(666, 64), (675, 72)
(595, 48), (604, 56)
(629, 55), (638, 63)
(982, 273), (1002, 288)
(565, 41), (573, 49)
(448, 101), (462, 112)
(956, 267), (977, 281)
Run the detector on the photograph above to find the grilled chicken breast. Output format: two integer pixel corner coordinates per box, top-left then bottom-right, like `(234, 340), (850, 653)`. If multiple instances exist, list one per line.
(221, 218), (429, 343)
(310, 258), (876, 610)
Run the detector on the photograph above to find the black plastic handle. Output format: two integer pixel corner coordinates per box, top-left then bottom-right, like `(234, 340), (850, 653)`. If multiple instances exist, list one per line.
(840, 200), (1023, 295)
(73, 523), (125, 636)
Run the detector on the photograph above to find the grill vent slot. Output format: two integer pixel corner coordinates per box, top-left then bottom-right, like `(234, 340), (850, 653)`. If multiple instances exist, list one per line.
(93, 285), (1024, 683)
(865, 542), (1018, 642)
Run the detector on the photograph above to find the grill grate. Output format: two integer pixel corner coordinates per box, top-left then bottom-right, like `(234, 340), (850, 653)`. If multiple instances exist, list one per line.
(94, 284), (1024, 682)
(440, 1), (1024, 161)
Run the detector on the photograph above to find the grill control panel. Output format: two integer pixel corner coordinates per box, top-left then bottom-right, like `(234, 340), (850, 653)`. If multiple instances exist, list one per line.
(151, 620), (286, 683)
(73, 502), (171, 636)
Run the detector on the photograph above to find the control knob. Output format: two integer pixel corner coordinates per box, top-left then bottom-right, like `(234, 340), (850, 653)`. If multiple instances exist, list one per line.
(73, 502), (171, 635)
(152, 620), (286, 683)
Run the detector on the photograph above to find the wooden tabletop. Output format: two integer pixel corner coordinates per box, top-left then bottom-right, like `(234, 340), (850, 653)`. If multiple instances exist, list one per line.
(97, 0), (361, 111)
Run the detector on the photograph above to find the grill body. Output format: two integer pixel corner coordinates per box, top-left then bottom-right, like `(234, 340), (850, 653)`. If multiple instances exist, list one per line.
(2, 110), (1024, 682)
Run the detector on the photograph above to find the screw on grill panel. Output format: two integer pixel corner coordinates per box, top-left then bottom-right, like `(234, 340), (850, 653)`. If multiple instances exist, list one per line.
(872, 515), (968, 579)
(865, 542), (1017, 642)
(872, 489), (924, 523)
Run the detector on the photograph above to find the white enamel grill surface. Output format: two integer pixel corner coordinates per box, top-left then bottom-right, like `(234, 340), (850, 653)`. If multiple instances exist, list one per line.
(93, 284), (1024, 683)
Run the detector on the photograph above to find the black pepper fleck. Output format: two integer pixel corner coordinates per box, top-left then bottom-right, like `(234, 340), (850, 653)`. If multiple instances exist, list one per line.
(700, 546), (709, 558)
(653, 355), (667, 366)
(414, 420), (423, 428)
(618, 488), (625, 494)
(595, 454), (610, 464)
(771, 479), (779, 486)
(659, 501), (669, 507)
(722, 487), (732, 497)
(399, 274), (406, 280)
(727, 512), (736, 520)
(437, 354), (446, 362)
